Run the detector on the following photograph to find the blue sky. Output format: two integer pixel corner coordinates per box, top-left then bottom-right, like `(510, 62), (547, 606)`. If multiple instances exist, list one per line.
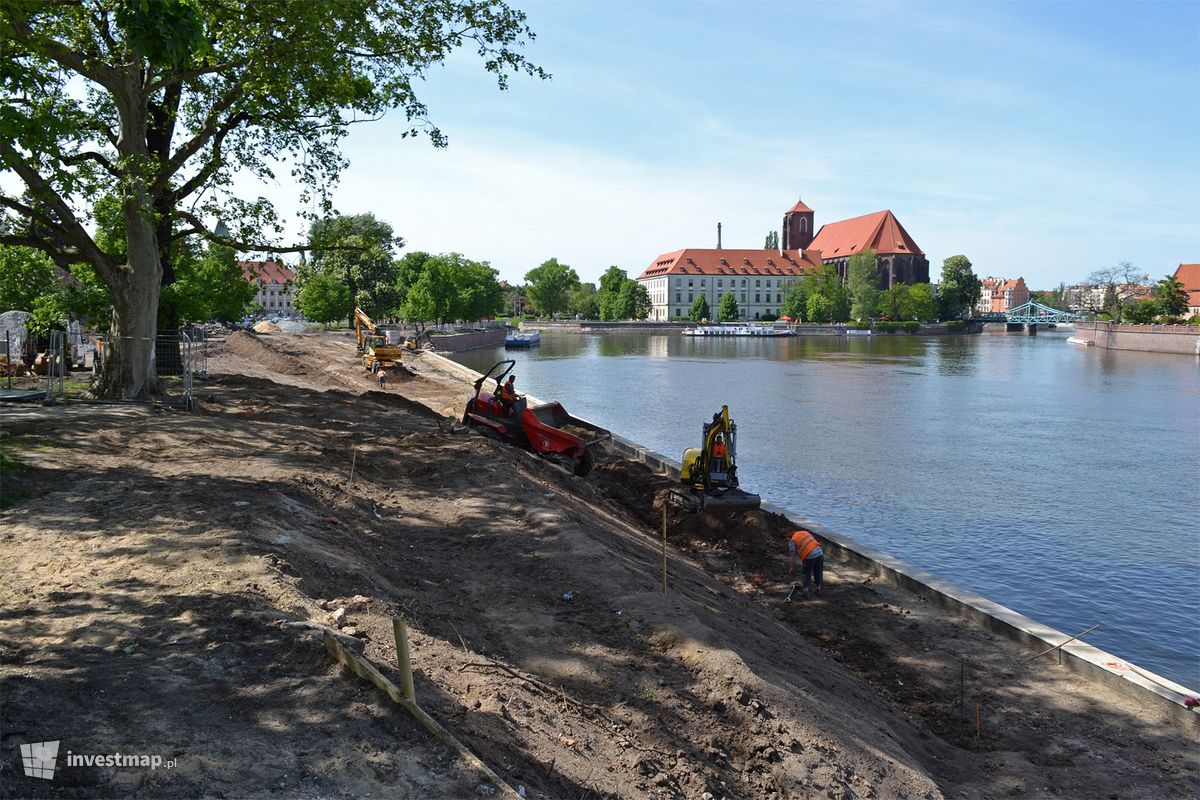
(303, 0), (1199, 289)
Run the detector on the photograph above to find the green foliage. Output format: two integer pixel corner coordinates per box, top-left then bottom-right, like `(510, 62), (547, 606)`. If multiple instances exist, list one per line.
(938, 255), (981, 320)
(0, 246), (56, 312)
(717, 292), (739, 322)
(569, 283), (599, 319)
(598, 266), (628, 321)
(618, 280), (651, 320)
(1102, 284), (1120, 319)
(779, 280), (808, 321)
(902, 283), (937, 322)
(524, 258), (579, 318)
(847, 249), (879, 322)
(308, 214), (400, 320)
(1155, 274), (1189, 319)
(1121, 299), (1160, 324)
(394, 251), (433, 311)
(168, 244), (255, 323)
(689, 294), (710, 321)
(806, 292), (833, 323)
(400, 253), (502, 323)
(296, 271), (351, 325)
(877, 284), (907, 321)
(1186, 314), (1200, 326)
(945, 320), (965, 332)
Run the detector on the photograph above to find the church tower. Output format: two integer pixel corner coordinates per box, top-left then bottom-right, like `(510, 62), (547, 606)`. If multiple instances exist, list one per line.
(781, 197), (815, 250)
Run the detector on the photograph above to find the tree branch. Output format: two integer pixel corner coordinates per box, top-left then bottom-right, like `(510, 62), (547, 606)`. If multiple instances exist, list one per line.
(0, 140), (115, 280)
(62, 150), (120, 177)
(0, 233), (92, 264)
(6, 14), (120, 91)
(175, 209), (365, 254)
(173, 111), (248, 200)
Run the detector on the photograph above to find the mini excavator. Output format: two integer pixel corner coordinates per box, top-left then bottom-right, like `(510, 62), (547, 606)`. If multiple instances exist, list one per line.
(668, 405), (761, 512)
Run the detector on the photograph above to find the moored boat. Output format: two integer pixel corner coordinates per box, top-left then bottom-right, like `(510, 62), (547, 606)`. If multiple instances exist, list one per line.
(505, 330), (541, 348)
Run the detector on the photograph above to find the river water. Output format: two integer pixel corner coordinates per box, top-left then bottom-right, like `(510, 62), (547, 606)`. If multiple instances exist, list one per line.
(450, 329), (1200, 690)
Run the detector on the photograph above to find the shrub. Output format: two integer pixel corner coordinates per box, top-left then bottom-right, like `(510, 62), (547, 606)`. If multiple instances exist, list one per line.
(946, 320), (965, 332)
(1187, 314), (1200, 326)
(848, 321), (870, 330)
(902, 321), (920, 333)
(761, 313), (778, 322)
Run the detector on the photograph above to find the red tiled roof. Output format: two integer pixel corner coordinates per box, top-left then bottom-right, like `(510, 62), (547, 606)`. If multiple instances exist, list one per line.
(1174, 263), (1200, 292)
(635, 248), (823, 281)
(808, 210), (924, 258)
(786, 198), (813, 214)
(240, 260), (295, 285)
(1187, 289), (1200, 309)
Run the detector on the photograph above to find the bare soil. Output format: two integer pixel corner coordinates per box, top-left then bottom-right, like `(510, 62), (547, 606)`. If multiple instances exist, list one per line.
(0, 330), (1195, 800)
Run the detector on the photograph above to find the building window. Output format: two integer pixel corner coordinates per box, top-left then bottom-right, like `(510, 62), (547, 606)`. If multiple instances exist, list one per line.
(741, 279), (747, 287)
(755, 294), (760, 303)
(688, 293), (693, 302)
(776, 294), (782, 303)
(718, 280), (723, 288)
(755, 280), (760, 287)
(676, 292), (681, 302)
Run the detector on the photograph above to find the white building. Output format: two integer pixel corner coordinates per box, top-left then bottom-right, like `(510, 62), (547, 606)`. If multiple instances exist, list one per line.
(636, 248), (823, 321)
(240, 260), (297, 316)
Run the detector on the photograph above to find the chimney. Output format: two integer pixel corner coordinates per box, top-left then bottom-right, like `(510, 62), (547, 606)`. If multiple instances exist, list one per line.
(717, 222), (722, 249)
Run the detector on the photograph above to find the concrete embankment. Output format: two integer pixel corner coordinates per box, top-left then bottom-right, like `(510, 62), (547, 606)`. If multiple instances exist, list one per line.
(521, 321), (979, 335)
(1069, 321), (1200, 355)
(429, 350), (1199, 731)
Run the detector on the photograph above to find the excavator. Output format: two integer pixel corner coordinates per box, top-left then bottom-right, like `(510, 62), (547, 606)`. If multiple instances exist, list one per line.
(462, 360), (610, 477)
(353, 307), (404, 373)
(668, 405), (761, 512)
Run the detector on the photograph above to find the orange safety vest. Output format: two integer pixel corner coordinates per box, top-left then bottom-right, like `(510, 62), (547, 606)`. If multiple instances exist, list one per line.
(791, 530), (821, 561)
(500, 383), (516, 401)
(712, 441), (726, 459)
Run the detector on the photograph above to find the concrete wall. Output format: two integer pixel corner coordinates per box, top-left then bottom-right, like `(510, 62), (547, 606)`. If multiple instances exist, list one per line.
(426, 351), (1198, 730)
(1071, 322), (1200, 355)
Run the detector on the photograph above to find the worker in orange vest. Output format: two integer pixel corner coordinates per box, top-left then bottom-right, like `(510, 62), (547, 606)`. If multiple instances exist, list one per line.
(788, 528), (824, 595)
(498, 375), (519, 415)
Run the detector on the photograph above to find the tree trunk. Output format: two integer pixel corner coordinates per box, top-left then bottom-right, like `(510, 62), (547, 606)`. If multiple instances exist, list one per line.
(95, 195), (163, 400)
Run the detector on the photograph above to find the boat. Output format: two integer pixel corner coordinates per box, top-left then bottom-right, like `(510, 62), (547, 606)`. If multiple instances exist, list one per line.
(505, 330), (541, 348)
(681, 325), (794, 338)
(1066, 336), (1094, 346)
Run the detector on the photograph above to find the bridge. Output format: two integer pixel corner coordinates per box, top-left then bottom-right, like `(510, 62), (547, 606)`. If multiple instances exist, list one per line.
(974, 299), (1083, 329)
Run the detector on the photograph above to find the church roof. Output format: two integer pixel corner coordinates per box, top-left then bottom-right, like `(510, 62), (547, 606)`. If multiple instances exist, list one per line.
(785, 198), (813, 214)
(808, 210), (924, 258)
(636, 248), (823, 280)
(1174, 263), (1200, 291)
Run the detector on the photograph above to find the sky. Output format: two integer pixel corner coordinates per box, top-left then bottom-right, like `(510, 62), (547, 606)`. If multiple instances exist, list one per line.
(265, 0), (1199, 289)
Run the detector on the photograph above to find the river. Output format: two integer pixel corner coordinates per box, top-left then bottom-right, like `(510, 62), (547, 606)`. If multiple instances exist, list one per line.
(450, 329), (1200, 690)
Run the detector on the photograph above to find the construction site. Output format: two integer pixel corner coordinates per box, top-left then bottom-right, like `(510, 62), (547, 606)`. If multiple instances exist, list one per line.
(0, 328), (1196, 799)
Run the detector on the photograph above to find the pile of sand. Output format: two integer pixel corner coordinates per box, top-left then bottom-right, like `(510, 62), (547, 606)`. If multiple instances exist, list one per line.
(252, 320), (282, 334)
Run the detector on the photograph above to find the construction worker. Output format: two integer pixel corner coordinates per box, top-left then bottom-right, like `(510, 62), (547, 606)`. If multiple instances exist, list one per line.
(377, 368), (387, 389)
(788, 528), (824, 595)
(498, 375), (519, 415)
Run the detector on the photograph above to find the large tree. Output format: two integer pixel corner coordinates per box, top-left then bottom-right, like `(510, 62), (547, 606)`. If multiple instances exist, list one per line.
(597, 265), (627, 321)
(689, 294), (710, 321)
(718, 292), (739, 322)
(938, 255), (982, 320)
(295, 270), (350, 327)
(779, 279), (808, 321)
(307, 213), (401, 323)
(524, 258), (578, 318)
(1083, 261), (1149, 320)
(617, 279), (651, 320)
(0, 0), (545, 398)
(0, 245), (56, 312)
(847, 249), (879, 322)
(1154, 273), (1188, 320)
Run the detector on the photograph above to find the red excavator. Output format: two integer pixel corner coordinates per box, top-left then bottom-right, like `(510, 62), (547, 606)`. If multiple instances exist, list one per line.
(462, 360), (609, 476)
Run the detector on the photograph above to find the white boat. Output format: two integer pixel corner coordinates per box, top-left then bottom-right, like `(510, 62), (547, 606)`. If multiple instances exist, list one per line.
(1066, 336), (1094, 346)
(681, 325), (794, 337)
(505, 330), (541, 348)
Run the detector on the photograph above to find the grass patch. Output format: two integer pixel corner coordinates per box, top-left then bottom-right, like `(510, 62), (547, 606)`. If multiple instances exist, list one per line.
(0, 446), (31, 508)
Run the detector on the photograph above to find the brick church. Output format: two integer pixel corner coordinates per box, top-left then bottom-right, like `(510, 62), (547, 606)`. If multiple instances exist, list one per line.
(638, 197), (929, 321)
(782, 199), (930, 288)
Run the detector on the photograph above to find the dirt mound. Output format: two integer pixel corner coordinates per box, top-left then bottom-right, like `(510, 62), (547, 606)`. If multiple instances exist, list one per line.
(225, 330), (307, 375)
(252, 320), (282, 333)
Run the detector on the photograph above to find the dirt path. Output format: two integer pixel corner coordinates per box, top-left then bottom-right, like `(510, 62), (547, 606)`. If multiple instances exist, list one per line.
(0, 330), (1195, 799)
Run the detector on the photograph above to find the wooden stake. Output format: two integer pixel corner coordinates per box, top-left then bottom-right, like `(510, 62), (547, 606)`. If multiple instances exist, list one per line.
(661, 504), (668, 593)
(324, 631), (520, 799)
(393, 618), (416, 702)
(348, 448), (358, 487)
